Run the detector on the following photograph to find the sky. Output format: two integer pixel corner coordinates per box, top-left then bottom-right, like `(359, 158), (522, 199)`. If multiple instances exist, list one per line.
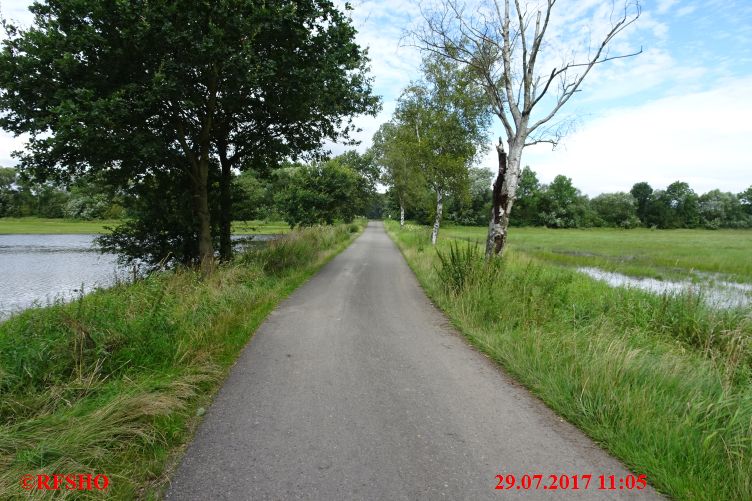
(333, 0), (752, 196)
(0, 0), (750, 196)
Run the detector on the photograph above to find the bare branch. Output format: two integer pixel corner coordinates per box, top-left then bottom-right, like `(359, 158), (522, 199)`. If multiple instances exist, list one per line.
(495, 0), (522, 127)
(529, 3), (642, 133)
(410, 0), (640, 147)
(524, 138), (558, 148)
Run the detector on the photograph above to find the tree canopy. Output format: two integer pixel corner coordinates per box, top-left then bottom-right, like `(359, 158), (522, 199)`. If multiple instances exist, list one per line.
(0, 0), (378, 270)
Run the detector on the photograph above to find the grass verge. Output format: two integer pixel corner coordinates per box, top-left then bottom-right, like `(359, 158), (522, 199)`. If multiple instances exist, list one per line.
(386, 220), (752, 501)
(0, 221), (364, 499)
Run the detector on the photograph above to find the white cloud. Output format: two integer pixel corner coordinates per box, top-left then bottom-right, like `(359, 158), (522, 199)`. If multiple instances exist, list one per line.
(676, 4), (697, 16)
(656, 0), (680, 15)
(0, 131), (24, 167)
(517, 75), (752, 196)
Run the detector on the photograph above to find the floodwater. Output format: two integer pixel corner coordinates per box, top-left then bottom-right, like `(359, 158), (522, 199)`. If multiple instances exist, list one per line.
(0, 233), (282, 320)
(0, 234), (125, 320)
(577, 266), (752, 310)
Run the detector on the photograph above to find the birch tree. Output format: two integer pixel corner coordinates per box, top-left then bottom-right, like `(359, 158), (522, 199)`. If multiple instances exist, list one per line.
(414, 0), (641, 256)
(372, 122), (424, 227)
(395, 55), (490, 244)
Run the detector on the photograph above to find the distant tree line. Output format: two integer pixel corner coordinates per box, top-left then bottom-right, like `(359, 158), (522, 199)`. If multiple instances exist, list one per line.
(0, 167), (124, 219)
(384, 166), (752, 230)
(2, 148), (380, 228)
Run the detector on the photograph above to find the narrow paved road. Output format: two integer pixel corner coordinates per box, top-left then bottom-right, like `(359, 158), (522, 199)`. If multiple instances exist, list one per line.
(166, 222), (661, 500)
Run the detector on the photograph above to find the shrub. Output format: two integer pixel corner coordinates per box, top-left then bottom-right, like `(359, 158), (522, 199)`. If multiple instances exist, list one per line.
(435, 241), (482, 293)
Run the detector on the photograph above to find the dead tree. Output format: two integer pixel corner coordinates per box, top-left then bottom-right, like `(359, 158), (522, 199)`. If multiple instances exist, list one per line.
(414, 0), (641, 256)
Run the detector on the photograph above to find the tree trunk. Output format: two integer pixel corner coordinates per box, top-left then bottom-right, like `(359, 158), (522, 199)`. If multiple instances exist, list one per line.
(218, 148), (232, 262)
(399, 196), (405, 228)
(485, 140), (522, 257)
(431, 190), (443, 245)
(192, 157), (214, 276)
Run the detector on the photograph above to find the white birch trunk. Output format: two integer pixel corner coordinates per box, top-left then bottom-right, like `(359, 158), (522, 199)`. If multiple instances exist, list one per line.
(431, 190), (443, 245)
(400, 204), (405, 227)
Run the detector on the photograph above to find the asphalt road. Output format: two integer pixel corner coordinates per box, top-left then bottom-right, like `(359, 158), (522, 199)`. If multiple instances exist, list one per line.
(166, 221), (662, 500)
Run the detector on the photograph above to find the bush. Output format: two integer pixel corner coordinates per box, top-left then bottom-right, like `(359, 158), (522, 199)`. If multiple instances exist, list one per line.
(435, 241), (482, 293)
(245, 224), (354, 276)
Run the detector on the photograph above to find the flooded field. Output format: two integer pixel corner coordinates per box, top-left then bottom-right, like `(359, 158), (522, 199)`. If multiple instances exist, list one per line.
(577, 266), (752, 309)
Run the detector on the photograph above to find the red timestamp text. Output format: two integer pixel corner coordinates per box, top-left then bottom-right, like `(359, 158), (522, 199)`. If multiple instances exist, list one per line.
(494, 474), (648, 491)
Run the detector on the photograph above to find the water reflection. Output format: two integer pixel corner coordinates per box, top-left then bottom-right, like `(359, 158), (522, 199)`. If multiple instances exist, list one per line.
(0, 234), (125, 319)
(577, 266), (752, 310)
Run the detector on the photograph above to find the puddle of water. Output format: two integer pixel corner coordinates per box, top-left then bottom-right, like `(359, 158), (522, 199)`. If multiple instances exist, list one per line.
(576, 267), (752, 310)
(232, 234), (282, 251)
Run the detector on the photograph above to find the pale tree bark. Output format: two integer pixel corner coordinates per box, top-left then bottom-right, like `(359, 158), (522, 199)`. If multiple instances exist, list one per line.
(414, 0), (641, 258)
(431, 190), (443, 245)
(399, 199), (405, 228)
(486, 139), (523, 255)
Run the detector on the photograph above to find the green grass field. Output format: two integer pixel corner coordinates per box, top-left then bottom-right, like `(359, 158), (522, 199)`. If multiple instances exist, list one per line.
(387, 221), (752, 501)
(0, 217), (291, 235)
(440, 225), (752, 283)
(0, 217), (121, 234)
(232, 220), (291, 235)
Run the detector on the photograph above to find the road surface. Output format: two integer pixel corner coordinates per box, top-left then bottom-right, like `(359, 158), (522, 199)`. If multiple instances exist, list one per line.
(166, 222), (661, 500)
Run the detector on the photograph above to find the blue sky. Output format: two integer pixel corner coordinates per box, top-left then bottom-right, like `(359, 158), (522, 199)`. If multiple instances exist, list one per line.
(334, 0), (752, 195)
(1, 0), (750, 196)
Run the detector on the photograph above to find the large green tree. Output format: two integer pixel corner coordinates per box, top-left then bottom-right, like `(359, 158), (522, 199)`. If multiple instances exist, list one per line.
(274, 160), (363, 227)
(739, 185), (752, 217)
(537, 175), (593, 228)
(0, 0), (377, 271)
(591, 192), (640, 228)
(698, 190), (749, 229)
(630, 182), (653, 225)
(509, 166), (541, 226)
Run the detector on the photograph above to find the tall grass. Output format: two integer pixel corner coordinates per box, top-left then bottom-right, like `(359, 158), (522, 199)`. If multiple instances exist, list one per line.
(0, 222), (363, 499)
(386, 220), (752, 501)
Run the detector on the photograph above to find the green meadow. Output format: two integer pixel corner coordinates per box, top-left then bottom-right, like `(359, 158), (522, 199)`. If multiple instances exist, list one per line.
(441, 225), (752, 282)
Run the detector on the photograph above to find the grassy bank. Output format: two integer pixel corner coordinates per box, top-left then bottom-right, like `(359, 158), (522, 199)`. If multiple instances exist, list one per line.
(441, 225), (752, 282)
(0, 222), (363, 499)
(232, 220), (290, 235)
(0, 217), (291, 235)
(386, 221), (752, 501)
(0, 218), (121, 234)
